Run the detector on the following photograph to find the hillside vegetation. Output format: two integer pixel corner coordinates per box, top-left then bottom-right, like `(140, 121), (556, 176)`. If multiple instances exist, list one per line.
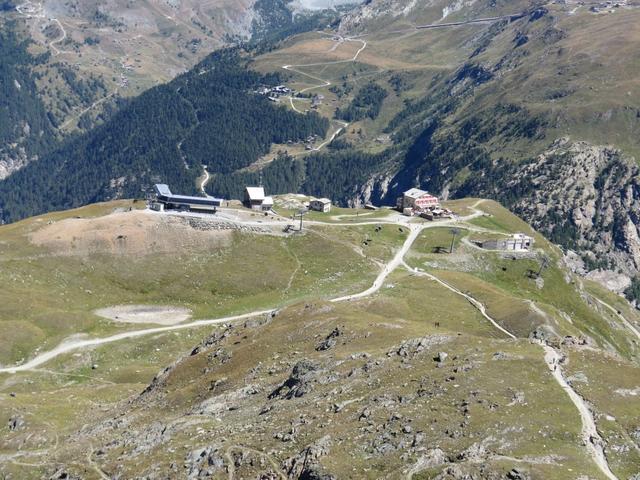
(0, 0), (346, 180)
(0, 23), (56, 179)
(0, 49), (328, 223)
(242, 0), (640, 281)
(1, 199), (639, 478)
(4, 1), (640, 283)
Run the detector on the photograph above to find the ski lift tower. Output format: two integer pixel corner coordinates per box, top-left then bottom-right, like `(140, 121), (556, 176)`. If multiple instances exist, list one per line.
(297, 207), (308, 231)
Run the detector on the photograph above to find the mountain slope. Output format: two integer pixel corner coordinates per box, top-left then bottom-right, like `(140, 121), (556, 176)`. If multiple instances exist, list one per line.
(238, 0), (640, 282)
(365, 2), (640, 277)
(0, 199), (639, 478)
(0, 48), (329, 222)
(0, 23), (57, 179)
(3, 0), (640, 283)
(0, 0), (347, 179)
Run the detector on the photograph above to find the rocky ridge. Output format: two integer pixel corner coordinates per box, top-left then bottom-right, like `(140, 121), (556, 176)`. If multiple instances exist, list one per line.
(509, 137), (640, 279)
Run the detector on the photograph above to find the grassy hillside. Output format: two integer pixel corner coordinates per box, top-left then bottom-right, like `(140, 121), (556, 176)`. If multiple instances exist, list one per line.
(1, 199), (639, 478)
(0, 201), (390, 366)
(5, 1), (640, 281)
(240, 1), (640, 279)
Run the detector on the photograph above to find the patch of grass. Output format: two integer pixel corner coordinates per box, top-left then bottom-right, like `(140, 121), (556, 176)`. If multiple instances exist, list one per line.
(310, 222), (408, 265)
(467, 200), (536, 235)
(0, 204), (380, 366)
(562, 348), (640, 479)
(411, 227), (468, 255)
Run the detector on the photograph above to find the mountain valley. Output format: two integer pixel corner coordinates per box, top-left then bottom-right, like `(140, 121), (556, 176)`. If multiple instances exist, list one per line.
(1, 1), (640, 478)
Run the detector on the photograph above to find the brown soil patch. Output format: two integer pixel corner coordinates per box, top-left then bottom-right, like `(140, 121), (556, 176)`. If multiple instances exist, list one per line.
(29, 210), (233, 257)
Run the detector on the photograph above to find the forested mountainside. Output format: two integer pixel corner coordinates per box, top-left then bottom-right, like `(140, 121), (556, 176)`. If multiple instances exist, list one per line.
(0, 25), (56, 179)
(0, 0), (345, 180)
(2, 0), (640, 285)
(0, 18), (124, 180)
(224, 0), (640, 284)
(0, 48), (328, 223)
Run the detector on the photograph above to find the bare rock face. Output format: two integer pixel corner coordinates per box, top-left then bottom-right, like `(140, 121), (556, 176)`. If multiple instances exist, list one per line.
(48, 470), (82, 480)
(316, 328), (341, 351)
(283, 435), (333, 479)
(508, 138), (640, 277)
(269, 360), (321, 400)
(185, 446), (226, 479)
(0, 148), (30, 181)
(8, 415), (26, 431)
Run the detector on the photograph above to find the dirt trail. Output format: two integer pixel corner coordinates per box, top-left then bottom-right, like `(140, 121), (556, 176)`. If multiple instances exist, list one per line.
(402, 262), (619, 479)
(94, 305), (192, 326)
(282, 34), (366, 152)
(331, 223), (423, 302)
(0, 310), (274, 374)
(0, 207), (482, 373)
(200, 166), (211, 196)
(400, 256), (618, 479)
(402, 261), (517, 339)
(542, 345), (619, 480)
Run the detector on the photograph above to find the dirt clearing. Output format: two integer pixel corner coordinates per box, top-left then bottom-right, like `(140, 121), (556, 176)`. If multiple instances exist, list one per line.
(95, 305), (192, 326)
(29, 209), (233, 256)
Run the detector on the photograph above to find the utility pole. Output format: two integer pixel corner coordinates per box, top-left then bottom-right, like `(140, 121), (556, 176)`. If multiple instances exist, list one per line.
(536, 254), (549, 277)
(449, 228), (460, 254)
(298, 208), (307, 231)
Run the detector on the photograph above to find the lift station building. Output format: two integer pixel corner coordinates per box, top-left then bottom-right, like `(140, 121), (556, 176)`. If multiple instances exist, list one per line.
(153, 184), (223, 212)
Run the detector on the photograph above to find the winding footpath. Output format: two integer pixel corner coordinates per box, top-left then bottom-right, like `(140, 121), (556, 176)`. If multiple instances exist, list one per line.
(199, 166), (212, 197)
(282, 35), (367, 152)
(16, 2), (70, 56)
(403, 263), (618, 479)
(542, 346), (619, 480)
(401, 260), (516, 339)
(331, 224), (423, 303)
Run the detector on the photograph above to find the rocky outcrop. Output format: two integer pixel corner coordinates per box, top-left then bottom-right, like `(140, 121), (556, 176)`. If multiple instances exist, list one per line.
(507, 138), (640, 276)
(283, 435), (333, 479)
(269, 360), (321, 399)
(185, 446), (226, 479)
(8, 415), (26, 431)
(0, 148), (30, 181)
(338, 0), (426, 32)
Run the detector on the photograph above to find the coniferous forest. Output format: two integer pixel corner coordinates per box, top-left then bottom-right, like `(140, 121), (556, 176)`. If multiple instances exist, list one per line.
(0, 49), (329, 223)
(335, 83), (388, 122)
(0, 24), (57, 166)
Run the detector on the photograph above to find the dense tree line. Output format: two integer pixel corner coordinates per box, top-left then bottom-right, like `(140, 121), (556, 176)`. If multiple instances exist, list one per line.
(0, 48), (328, 223)
(335, 83), (388, 122)
(0, 23), (57, 161)
(206, 147), (391, 208)
(207, 153), (305, 200)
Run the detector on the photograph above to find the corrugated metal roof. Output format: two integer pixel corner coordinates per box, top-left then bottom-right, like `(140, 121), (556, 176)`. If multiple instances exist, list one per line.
(155, 184), (222, 205)
(312, 198), (331, 204)
(245, 187), (265, 201)
(166, 194), (223, 203)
